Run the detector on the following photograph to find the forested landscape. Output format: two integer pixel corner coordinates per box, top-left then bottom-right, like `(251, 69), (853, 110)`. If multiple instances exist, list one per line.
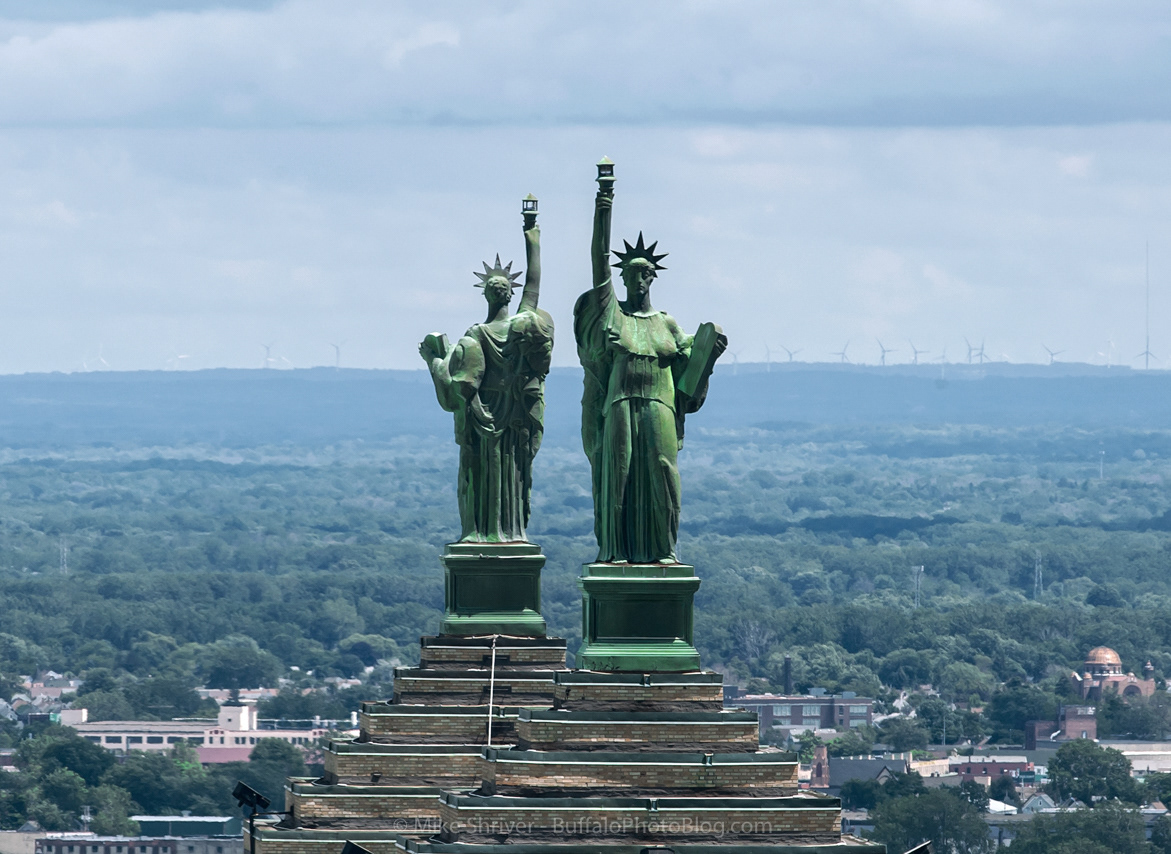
(0, 366), (1170, 841)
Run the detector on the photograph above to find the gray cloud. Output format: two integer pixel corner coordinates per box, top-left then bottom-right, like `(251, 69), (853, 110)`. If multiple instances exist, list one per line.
(0, 3), (1168, 374)
(0, 1), (1169, 128)
(0, 123), (1168, 373)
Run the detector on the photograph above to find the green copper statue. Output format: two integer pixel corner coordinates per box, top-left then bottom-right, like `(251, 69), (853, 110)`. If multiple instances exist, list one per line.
(420, 197), (553, 543)
(574, 160), (727, 564)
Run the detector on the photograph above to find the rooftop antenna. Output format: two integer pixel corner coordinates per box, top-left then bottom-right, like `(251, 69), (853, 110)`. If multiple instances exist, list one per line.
(877, 339), (897, 366)
(781, 345), (802, 363)
(1042, 344), (1063, 366)
(1137, 242), (1155, 370)
(832, 341), (850, 364)
(908, 341), (928, 365)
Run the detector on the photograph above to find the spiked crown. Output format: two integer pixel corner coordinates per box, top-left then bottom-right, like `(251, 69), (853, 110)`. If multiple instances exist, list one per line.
(473, 254), (523, 290)
(612, 232), (668, 272)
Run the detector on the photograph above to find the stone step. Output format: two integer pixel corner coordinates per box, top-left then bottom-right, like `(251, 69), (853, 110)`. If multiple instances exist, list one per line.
(392, 668), (558, 705)
(419, 635), (567, 670)
(324, 741), (482, 786)
(516, 709), (760, 752)
(248, 821), (416, 854)
(436, 791), (841, 845)
(359, 703), (521, 744)
(554, 670), (724, 711)
(479, 747), (798, 794)
(286, 779), (441, 824)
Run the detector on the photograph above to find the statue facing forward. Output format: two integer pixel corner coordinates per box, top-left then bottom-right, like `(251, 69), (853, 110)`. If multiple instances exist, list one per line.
(574, 160), (726, 564)
(420, 197), (553, 543)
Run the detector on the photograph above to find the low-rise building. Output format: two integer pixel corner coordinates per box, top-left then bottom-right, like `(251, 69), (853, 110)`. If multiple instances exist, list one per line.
(729, 690), (874, 735)
(130, 820), (238, 839)
(1025, 704), (1097, 749)
(71, 703), (345, 764)
(949, 755), (1031, 782)
(35, 836), (240, 854)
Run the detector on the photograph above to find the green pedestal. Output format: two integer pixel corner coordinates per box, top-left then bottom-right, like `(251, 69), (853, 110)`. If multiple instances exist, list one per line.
(575, 563), (701, 672)
(439, 542), (547, 637)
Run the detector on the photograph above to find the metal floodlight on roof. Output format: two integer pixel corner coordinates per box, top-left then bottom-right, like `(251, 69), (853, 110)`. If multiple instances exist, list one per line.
(232, 782), (270, 812)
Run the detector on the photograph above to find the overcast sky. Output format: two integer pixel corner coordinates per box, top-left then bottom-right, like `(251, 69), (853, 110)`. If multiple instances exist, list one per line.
(0, 0), (1169, 372)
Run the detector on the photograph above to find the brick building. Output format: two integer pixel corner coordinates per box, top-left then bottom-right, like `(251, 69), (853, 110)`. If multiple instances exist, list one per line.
(1026, 705), (1098, 749)
(948, 755), (1032, 782)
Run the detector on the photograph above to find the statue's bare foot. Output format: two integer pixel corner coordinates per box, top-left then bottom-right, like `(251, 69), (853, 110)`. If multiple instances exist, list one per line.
(659, 556), (677, 565)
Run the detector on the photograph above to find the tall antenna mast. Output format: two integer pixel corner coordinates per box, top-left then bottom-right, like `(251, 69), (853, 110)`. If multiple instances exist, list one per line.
(913, 565), (925, 609)
(1034, 551), (1043, 600)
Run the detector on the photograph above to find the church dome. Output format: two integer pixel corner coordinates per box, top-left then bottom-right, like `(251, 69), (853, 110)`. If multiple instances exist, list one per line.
(1085, 646), (1123, 675)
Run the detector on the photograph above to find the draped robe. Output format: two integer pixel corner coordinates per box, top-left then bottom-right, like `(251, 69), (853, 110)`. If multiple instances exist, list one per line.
(429, 308), (554, 542)
(574, 279), (712, 563)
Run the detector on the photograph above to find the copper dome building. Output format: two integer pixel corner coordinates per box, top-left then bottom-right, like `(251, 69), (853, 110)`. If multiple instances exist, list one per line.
(1072, 645), (1156, 700)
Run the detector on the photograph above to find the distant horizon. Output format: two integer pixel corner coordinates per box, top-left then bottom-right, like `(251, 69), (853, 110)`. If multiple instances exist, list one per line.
(1, 358), (1163, 377)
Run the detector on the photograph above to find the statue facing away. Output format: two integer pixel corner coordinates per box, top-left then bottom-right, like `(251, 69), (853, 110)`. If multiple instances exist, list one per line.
(574, 160), (726, 564)
(420, 197), (553, 543)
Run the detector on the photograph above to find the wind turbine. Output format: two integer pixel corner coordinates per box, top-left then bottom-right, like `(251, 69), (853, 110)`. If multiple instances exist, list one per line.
(877, 340), (897, 366)
(763, 343), (772, 373)
(1042, 344), (1063, 365)
(781, 345), (802, 363)
(329, 342), (343, 371)
(260, 343), (276, 369)
(832, 341), (850, 364)
(975, 339), (987, 364)
(166, 353), (191, 370)
(96, 344), (109, 370)
(964, 337), (977, 364)
(1137, 242), (1156, 370)
(908, 341), (928, 365)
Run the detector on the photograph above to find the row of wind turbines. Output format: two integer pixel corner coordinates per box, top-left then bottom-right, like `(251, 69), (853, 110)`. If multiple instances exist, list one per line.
(756, 337), (1157, 369)
(79, 342), (348, 372)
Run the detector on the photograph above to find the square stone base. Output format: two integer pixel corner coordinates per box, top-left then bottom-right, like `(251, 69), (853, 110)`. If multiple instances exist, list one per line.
(576, 563), (701, 672)
(440, 543), (547, 637)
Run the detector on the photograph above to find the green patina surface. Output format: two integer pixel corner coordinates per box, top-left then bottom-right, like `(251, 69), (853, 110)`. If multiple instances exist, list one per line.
(439, 543), (547, 637)
(420, 203), (551, 545)
(574, 159), (726, 566)
(576, 561), (701, 671)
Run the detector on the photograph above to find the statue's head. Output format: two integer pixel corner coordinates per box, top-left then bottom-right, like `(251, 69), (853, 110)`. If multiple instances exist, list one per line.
(613, 232), (667, 300)
(474, 255), (522, 306)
